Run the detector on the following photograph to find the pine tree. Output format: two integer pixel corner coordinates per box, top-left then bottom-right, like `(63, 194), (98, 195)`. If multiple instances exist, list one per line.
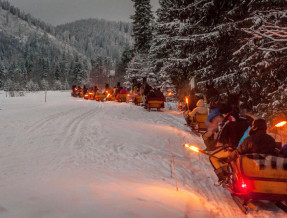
(125, 0), (154, 87)
(147, 0), (178, 93)
(131, 0), (153, 53)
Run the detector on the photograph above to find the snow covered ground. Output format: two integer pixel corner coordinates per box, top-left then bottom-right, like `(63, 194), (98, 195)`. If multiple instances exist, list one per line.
(0, 91), (285, 218)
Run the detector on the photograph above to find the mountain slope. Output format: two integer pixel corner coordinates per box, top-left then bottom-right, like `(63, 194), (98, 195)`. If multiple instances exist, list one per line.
(0, 5), (90, 90)
(56, 19), (133, 62)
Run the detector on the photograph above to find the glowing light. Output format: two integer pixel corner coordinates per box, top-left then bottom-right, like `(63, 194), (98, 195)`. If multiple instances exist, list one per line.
(167, 92), (172, 96)
(107, 94), (111, 98)
(275, 121), (287, 128)
(238, 177), (249, 192)
(89, 92), (94, 95)
(127, 94), (130, 97)
(185, 97), (189, 105)
(184, 144), (200, 153)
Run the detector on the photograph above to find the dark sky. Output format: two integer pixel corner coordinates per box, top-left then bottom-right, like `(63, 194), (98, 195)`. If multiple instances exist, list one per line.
(8, 0), (160, 26)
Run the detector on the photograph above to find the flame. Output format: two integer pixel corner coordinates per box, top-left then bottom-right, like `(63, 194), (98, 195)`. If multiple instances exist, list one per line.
(89, 92), (94, 95)
(107, 93), (111, 98)
(127, 94), (130, 97)
(85, 94), (89, 97)
(167, 92), (172, 96)
(275, 121), (287, 128)
(184, 144), (200, 153)
(185, 97), (189, 105)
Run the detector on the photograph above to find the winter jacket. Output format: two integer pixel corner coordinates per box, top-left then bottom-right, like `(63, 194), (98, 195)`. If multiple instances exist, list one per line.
(120, 89), (128, 94)
(155, 90), (165, 99)
(237, 130), (276, 155)
(147, 91), (157, 99)
(217, 115), (250, 148)
(281, 144), (287, 155)
(143, 83), (152, 96)
(189, 100), (208, 119)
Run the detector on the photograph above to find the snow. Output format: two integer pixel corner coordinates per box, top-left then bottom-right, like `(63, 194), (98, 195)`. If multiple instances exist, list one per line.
(0, 91), (285, 218)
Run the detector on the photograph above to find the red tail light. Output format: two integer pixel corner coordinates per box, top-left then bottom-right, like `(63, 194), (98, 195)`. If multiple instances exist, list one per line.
(238, 177), (249, 193)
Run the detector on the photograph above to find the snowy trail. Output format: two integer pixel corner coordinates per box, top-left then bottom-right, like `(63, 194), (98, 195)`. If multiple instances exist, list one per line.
(0, 91), (285, 218)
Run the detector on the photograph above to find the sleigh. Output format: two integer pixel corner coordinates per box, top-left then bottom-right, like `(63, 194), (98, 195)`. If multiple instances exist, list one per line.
(78, 91), (83, 98)
(84, 92), (95, 100)
(95, 94), (106, 101)
(71, 91), (79, 97)
(223, 154), (287, 214)
(191, 113), (208, 134)
(135, 95), (143, 105)
(117, 94), (128, 103)
(146, 97), (165, 112)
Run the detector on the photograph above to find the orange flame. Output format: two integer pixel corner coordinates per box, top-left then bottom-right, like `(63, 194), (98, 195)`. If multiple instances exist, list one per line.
(167, 92), (172, 96)
(89, 92), (94, 95)
(107, 93), (111, 98)
(184, 144), (200, 153)
(275, 121), (287, 128)
(185, 97), (189, 105)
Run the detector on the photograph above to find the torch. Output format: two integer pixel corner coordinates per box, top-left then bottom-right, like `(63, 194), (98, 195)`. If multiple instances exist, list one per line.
(184, 144), (219, 159)
(272, 121), (287, 142)
(275, 121), (287, 128)
(185, 97), (190, 112)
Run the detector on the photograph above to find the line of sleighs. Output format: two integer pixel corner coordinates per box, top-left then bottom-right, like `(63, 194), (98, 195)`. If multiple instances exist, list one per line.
(71, 85), (166, 112)
(181, 90), (287, 214)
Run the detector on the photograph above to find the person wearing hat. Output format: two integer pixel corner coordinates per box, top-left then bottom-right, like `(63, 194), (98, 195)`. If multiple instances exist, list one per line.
(209, 104), (250, 186)
(228, 119), (276, 160)
(213, 119), (277, 186)
(202, 108), (223, 151)
(216, 103), (250, 148)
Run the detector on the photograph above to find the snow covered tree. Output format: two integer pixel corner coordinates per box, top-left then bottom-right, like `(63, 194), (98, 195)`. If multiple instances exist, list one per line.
(147, 0), (179, 93)
(53, 80), (63, 90)
(131, 0), (153, 53)
(115, 47), (134, 84)
(125, 0), (154, 87)
(40, 79), (49, 90)
(146, 0), (287, 120)
(26, 80), (40, 91)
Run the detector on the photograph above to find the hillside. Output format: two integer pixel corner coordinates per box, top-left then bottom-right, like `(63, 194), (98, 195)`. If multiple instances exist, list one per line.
(56, 19), (133, 62)
(0, 3), (90, 90)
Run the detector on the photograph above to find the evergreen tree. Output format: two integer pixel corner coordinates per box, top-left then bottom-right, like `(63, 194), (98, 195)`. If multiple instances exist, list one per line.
(125, 0), (154, 87)
(115, 47), (134, 84)
(131, 0), (154, 53)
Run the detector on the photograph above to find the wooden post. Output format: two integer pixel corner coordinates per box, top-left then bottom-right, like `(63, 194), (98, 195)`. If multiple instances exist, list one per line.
(169, 145), (179, 191)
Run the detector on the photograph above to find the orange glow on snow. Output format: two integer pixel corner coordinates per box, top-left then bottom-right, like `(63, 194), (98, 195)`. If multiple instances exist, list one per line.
(275, 121), (287, 128)
(184, 144), (200, 153)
